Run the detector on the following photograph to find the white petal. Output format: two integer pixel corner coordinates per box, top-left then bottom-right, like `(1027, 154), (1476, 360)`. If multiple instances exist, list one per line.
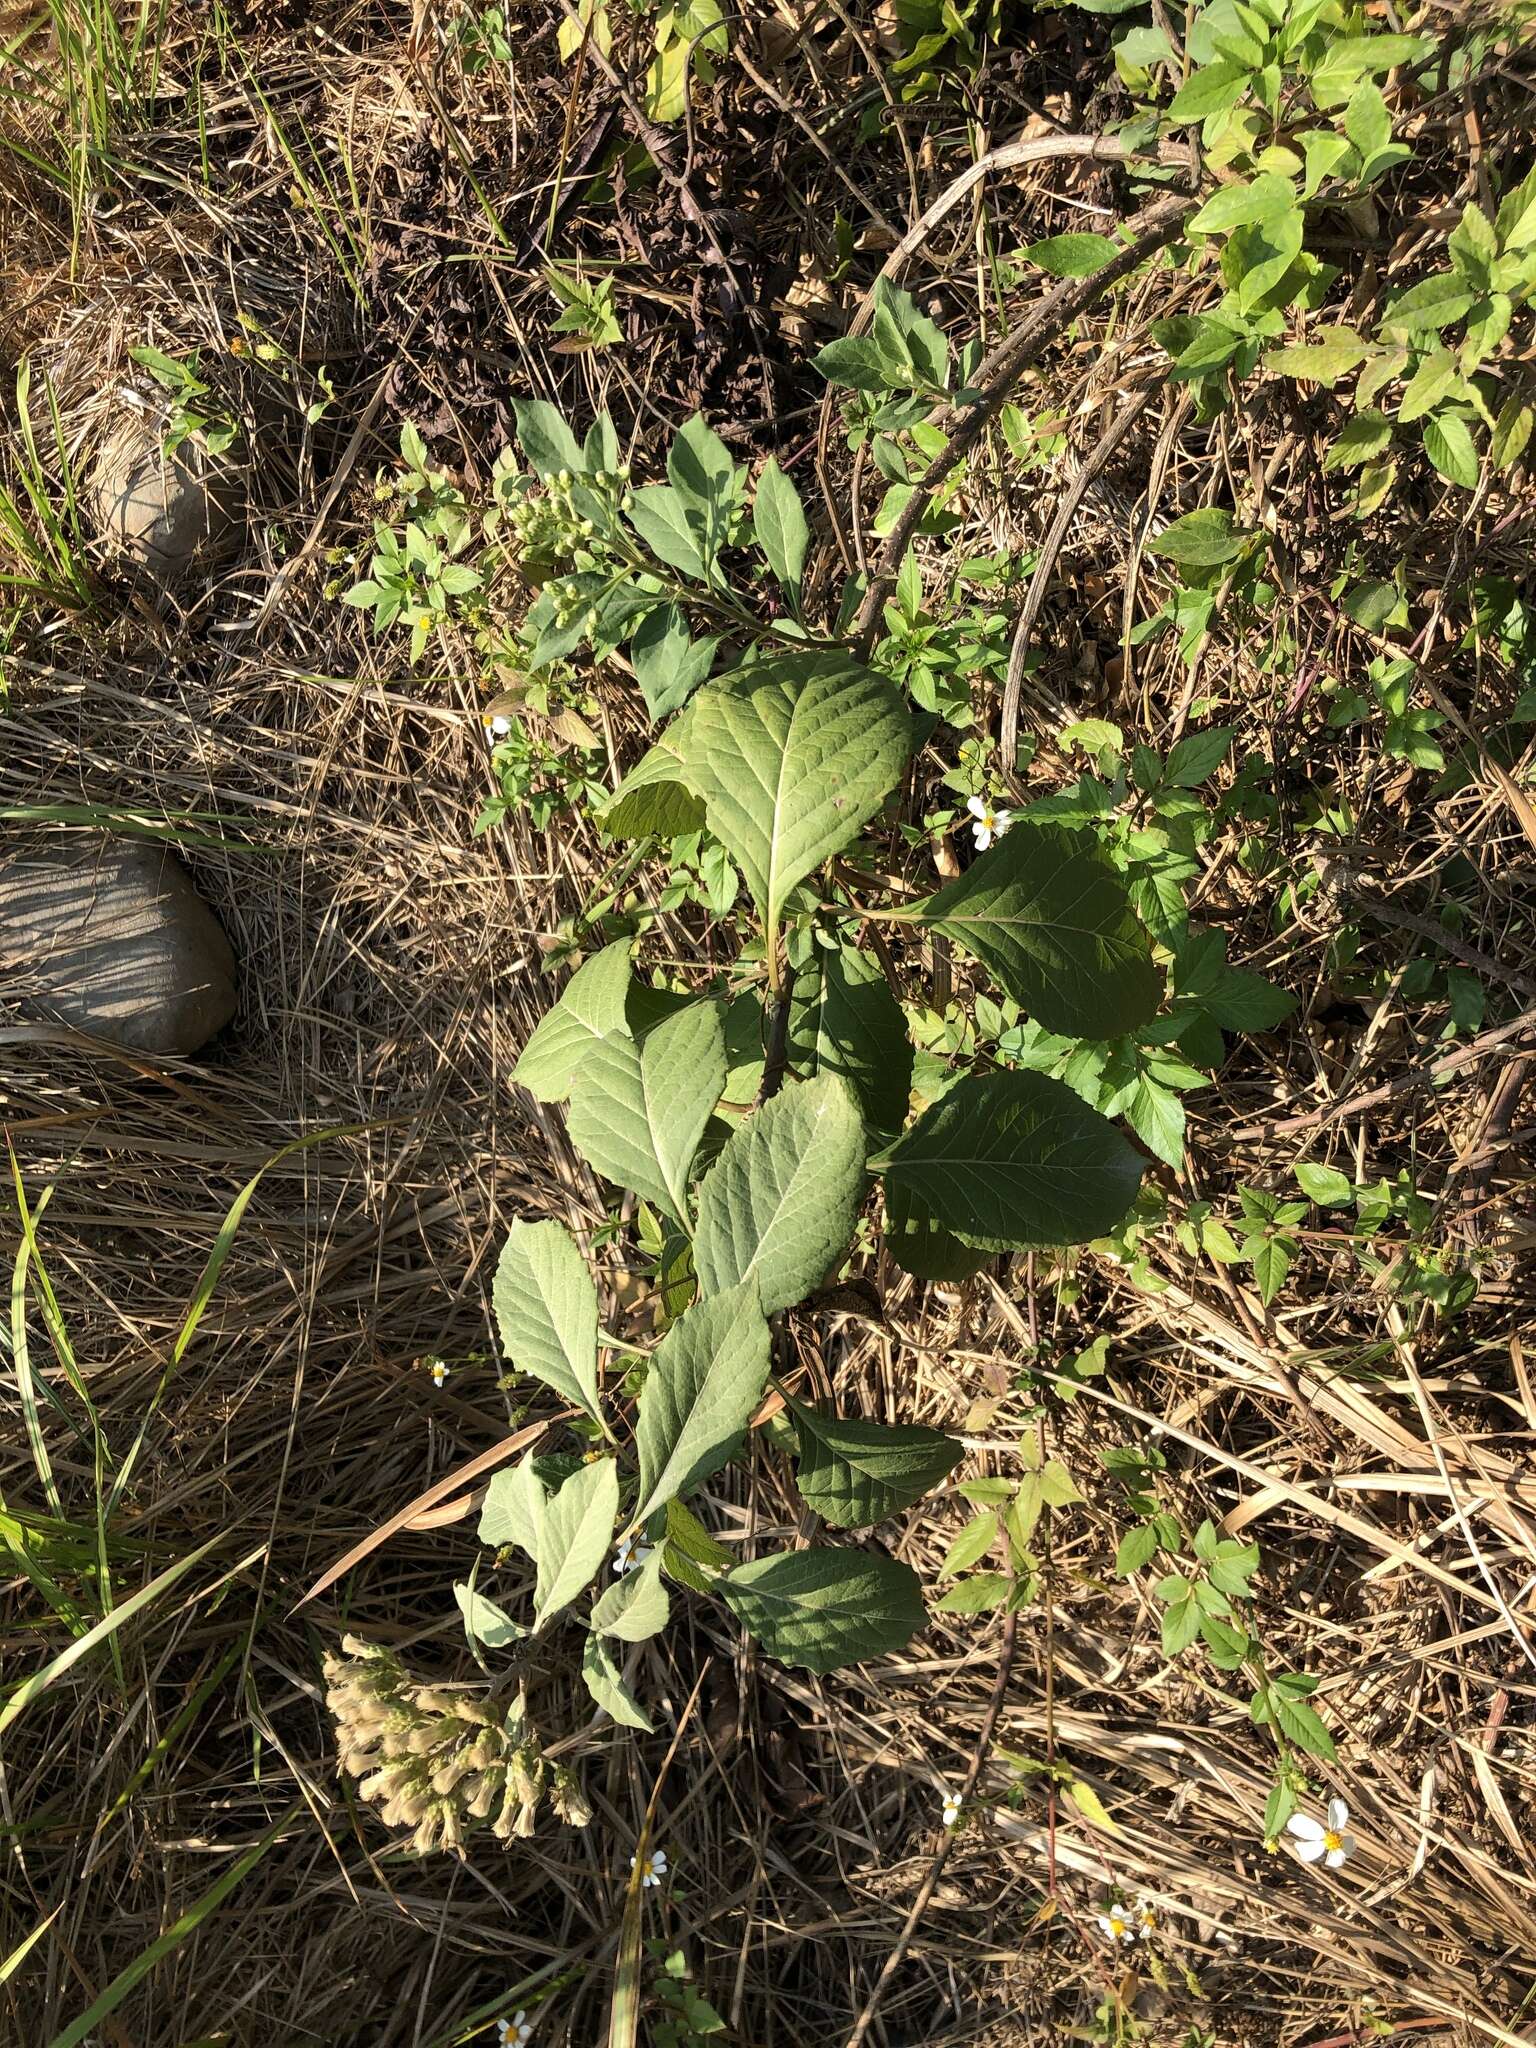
(994, 810), (1014, 832)
(973, 825), (992, 850)
(966, 795), (987, 819)
(1326, 1797), (1349, 1831)
(1286, 1813), (1323, 1841)
(1324, 1846), (1348, 1868)
(1295, 1836), (1326, 1863)
(1095, 1915), (1115, 1938)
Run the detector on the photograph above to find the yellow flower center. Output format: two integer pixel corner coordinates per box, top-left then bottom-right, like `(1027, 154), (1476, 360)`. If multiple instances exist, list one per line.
(1108, 1916), (1126, 1937)
(1323, 1828), (1343, 1852)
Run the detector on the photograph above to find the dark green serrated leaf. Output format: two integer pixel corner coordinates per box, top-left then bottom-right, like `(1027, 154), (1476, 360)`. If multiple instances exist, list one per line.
(789, 1397), (961, 1528)
(512, 941), (633, 1101)
(719, 1545), (925, 1672)
(492, 1219), (603, 1423)
(680, 653), (911, 935)
(900, 825), (1159, 1038)
(873, 1072), (1144, 1250)
(787, 943), (913, 1133)
(567, 1005), (726, 1225)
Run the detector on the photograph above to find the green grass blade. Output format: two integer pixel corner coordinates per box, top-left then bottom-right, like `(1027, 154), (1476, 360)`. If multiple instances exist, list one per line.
(42, 1798), (301, 2048)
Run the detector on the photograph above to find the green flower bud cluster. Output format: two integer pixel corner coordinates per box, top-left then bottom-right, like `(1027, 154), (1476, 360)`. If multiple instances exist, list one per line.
(504, 465), (633, 566)
(323, 1636), (592, 1855)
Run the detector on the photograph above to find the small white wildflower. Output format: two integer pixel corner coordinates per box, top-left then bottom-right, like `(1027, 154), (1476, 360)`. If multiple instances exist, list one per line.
(966, 793), (1014, 851)
(496, 2013), (533, 2047)
(1096, 1905), (1137, 1946)
(1287, 1796), (1354, 1868)
(613, 1535), (653, 1575)
(1132, 1895), (1157, 1938)
(941, 1791), (962, 1829)
(429, 1360), (449, 1387)
(483, 712), (512, 742)
(631, 1847), (668, 1887)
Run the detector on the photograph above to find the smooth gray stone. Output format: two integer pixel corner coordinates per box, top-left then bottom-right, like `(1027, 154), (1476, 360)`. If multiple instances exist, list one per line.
(91, 418), (239, 587)
(0, 838), (237, 1055)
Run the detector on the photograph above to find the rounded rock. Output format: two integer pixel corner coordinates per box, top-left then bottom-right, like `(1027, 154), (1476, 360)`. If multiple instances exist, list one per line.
(91, 418), (240, 588)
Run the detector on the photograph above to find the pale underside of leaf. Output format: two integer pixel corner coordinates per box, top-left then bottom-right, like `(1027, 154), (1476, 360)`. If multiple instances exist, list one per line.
(681, 653), (911, 932)
(632, 1280), (772, 1527)
(492, 1218), (603, 1423)
(692, 1073), (867, 1315)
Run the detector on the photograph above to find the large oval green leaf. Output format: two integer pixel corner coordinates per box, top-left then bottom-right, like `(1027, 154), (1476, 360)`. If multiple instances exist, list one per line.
(719, 1546), (925, 1672)
(492, 1219), (603, 1425)
(693, 1074), (866, 1315)
(898, 825), (1160, 1038)
(632, 1281), (772, 1527)
(567, 1003), (726, 1225)
(872, 1071), (1143, 1249)
(680, 653), (911, 934)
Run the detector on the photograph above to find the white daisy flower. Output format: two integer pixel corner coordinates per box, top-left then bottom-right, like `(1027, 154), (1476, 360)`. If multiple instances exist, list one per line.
(1096, 1905), (1137, 1946)
(1132, 1895), (1157, 1938)
(631, 1847), (668, 1887)
(483, 712), (512, 742)
(941, 1791), (962, 1829)
(966, 793), (1014, 851)
(429, 1360), (449, 1387)
(496, 2013), (533, 2047)
(1286, 1796), (1354, 1869)
(613, 1535), (653, 1575)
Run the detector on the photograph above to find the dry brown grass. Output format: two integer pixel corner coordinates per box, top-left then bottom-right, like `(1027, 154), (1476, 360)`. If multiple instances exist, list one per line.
(4, 2), (1536, 2045)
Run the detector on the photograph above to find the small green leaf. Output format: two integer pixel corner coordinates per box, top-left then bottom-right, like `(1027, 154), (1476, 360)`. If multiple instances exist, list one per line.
(1149, 507), (1247, 567)
(753, 458), (810, 595)
(935, 1571), (1012, 1613)
(1422, 411), (1480, 489)
(628, 484), (710, 578)
(720, 1545), (925, 1672)
(1295, 1161), (1354, 1207)
(632, 1282), (772, 1526)
(1164, 725), (1234, 786)
(492, 1219), (603, 1424)
(873, 1071), (1145, 1250)
(789, 1398), (961, 1528)
(1019, 232), (1119, 277)
(582, 1632), (652, 1730)
(590, 1549), (671, 1641)
(534, 1458), (619, 1628)
(512, 941), (633, 1101)
(939, 1511), (998, 1577)
(1063, 1778), (1121, 1834)
(455, 1582), (526, 1648)
(1272, 1687), (1336, 1759)
(1189, 173), (1296, 236)
(693, 1074), (867, 1315)
(1116, 1522), (1159, 1574)
(1167, 60), (1251, 123)
(1249, 1234), (1293, 1303)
